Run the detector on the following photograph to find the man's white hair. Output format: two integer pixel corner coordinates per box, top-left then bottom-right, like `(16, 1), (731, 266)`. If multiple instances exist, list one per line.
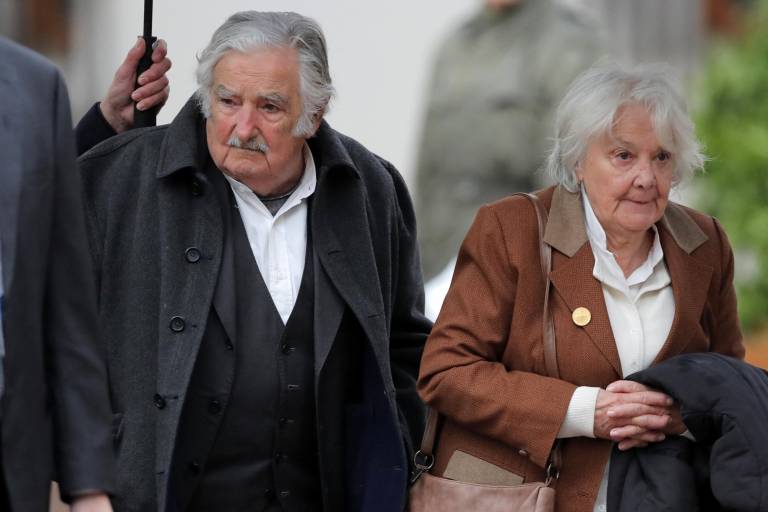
(545, 62), (706, 192)
(195, 11), (335, 137)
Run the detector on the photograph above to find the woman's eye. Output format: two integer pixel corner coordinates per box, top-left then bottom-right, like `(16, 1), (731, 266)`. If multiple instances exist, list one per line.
(616, 151), (631, 160)
(657, 151), (671, 162)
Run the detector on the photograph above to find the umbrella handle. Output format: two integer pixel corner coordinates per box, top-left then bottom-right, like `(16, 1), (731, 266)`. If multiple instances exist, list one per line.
(133, 34), (158, 128)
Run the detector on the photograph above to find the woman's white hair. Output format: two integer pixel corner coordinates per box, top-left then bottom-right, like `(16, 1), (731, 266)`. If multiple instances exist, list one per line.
(195, 11), (335, 137)
(544, 62), (706, 192)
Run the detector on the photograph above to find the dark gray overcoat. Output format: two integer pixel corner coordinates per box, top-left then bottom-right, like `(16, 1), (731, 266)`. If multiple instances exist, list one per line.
(78, 98), (431, 512)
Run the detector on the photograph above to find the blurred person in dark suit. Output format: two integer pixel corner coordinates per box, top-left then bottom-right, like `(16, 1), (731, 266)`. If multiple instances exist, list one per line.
(0, 36), (114, 512)
(0, 34), (171, 512)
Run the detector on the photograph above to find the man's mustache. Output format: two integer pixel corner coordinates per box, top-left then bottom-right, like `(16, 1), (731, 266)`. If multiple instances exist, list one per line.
(227, 135), (269, 153)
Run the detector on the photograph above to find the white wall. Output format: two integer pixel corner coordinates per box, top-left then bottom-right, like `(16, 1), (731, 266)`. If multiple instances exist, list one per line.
(67, 0), (478, 185)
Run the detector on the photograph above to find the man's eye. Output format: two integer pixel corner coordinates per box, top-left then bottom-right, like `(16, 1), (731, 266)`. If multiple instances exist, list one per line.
(219, 97), (235, 106)
(262, 104), (279, 113)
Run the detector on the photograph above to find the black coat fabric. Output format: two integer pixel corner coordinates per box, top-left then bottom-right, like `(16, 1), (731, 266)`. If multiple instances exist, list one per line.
(608, 353), (768, 511)
(77, 97), (431, 512)
(0, 38), (114, 509)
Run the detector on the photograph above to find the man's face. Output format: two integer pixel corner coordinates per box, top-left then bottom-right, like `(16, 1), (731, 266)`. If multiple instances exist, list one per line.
(205, 47), (315, 196)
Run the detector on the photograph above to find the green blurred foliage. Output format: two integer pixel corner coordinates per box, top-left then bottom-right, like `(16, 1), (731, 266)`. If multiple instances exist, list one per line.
(695, 0), (768, 334)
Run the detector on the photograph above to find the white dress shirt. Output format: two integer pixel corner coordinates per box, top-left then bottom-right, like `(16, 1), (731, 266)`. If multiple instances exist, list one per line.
(556, 189), (675, 512)
(224, 144), (316, 324)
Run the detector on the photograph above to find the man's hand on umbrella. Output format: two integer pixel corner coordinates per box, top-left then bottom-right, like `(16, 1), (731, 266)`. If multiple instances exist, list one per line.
(100, 37), (171, 133)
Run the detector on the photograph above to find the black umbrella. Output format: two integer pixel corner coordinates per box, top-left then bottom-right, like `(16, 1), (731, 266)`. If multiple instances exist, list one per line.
(133, 0), (158, 127)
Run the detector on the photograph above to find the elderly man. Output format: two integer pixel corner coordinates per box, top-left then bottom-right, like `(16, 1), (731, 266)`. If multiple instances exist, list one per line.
(78, 11), (430, 512)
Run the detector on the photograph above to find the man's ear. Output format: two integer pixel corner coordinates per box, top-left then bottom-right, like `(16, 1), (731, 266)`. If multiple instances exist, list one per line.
(308, 110), (324, 137)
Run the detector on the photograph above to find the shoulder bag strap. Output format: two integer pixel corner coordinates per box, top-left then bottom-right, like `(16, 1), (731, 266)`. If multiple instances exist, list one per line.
(414, 192), (561, 482)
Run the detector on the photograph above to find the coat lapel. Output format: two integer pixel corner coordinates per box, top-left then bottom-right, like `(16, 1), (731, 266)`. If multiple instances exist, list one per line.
(545, 186), (622, 377)
(652, 206), (711, 363)
(154, 105), (225, 398)
(0, 58), (21, 293)
(310, 145), (387, 376)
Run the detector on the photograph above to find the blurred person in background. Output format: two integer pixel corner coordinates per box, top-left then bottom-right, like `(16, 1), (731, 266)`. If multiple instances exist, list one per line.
(414, 0), (604, 301)
(77, 11), (429, 512)
(0, 36), (114, 512)
(418, 62), (745, 512)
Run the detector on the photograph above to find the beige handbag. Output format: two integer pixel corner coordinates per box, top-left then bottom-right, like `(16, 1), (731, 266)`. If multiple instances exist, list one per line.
(409, 193), (560, 512)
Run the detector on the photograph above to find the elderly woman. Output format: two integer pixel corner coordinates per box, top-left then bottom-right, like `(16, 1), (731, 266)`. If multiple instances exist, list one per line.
(417, 63), (745, 512)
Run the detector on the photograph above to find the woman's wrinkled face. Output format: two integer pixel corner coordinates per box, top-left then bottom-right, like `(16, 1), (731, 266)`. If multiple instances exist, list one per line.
(577, 104), (674, 241)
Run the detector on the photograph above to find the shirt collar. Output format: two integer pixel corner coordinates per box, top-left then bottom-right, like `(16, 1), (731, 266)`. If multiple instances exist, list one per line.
(225, 143), (316, 218)
(582, 186), (665, 290)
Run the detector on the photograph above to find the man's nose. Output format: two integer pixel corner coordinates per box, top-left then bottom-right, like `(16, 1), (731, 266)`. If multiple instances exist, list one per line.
(234, 106), (259, 139)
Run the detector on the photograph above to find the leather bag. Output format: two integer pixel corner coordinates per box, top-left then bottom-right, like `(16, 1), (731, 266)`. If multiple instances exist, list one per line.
(409, 193), (559, 512)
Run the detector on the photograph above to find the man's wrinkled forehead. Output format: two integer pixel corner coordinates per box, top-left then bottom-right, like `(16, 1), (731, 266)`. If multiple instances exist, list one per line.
(213, 84), (288, 106)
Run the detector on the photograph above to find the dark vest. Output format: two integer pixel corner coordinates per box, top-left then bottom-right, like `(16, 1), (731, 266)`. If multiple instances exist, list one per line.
(171, 170), (321, 511)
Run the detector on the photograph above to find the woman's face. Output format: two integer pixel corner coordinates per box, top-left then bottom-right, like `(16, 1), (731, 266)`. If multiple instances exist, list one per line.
(577, 104), (674, 242)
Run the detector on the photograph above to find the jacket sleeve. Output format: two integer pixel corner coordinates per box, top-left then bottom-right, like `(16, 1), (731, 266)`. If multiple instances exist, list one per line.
(46, 72), (115, 500)
(386, 164), (433, 454)
(418, 204), (575, 469)
(74, 102), (117, 157)
(709, 218), (745, 359)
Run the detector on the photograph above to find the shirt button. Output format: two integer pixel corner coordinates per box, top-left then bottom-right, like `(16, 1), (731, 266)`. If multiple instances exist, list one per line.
(208, 399), (222, 415)
(153, 393), (166, 410)
(185, 247), (201, 263)
(169, 316), (185, 332)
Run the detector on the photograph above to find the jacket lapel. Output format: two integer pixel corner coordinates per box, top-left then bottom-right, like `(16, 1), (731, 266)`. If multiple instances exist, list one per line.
(0, 58), (21, 293)
(154, 104), (225, 398)
(652, 205), (711, 363)
(310, 128), (387, 376)
(545, 186), (622, 377)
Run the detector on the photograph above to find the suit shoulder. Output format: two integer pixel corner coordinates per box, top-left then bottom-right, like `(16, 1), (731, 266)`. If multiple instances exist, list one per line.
(0, 37), (59, 80)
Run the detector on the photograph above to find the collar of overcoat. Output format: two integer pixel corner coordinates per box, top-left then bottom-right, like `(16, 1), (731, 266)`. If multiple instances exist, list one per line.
(542, 185), (712, 378)
(153, 97), (385, 380)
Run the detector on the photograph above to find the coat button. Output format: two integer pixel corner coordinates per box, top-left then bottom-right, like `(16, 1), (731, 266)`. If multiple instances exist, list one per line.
(190, 180), (202, 196)
(278, 416), (288, 428)
(188, 460), (201, 474)
(279, 490), (290, 498)
(153, 394), (166, 410)
(281, 343), (293, 355)
(275, 453), (285, 464)
(169, 316), (185, 332)
(208, 400), (222, 415)
(264, 489), (275, 500)
(225, 340), (234, 351)
(185, 247), (201, 263)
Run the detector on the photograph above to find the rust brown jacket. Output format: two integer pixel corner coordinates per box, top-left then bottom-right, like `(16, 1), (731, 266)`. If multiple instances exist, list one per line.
(417, 185), (745, 512)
